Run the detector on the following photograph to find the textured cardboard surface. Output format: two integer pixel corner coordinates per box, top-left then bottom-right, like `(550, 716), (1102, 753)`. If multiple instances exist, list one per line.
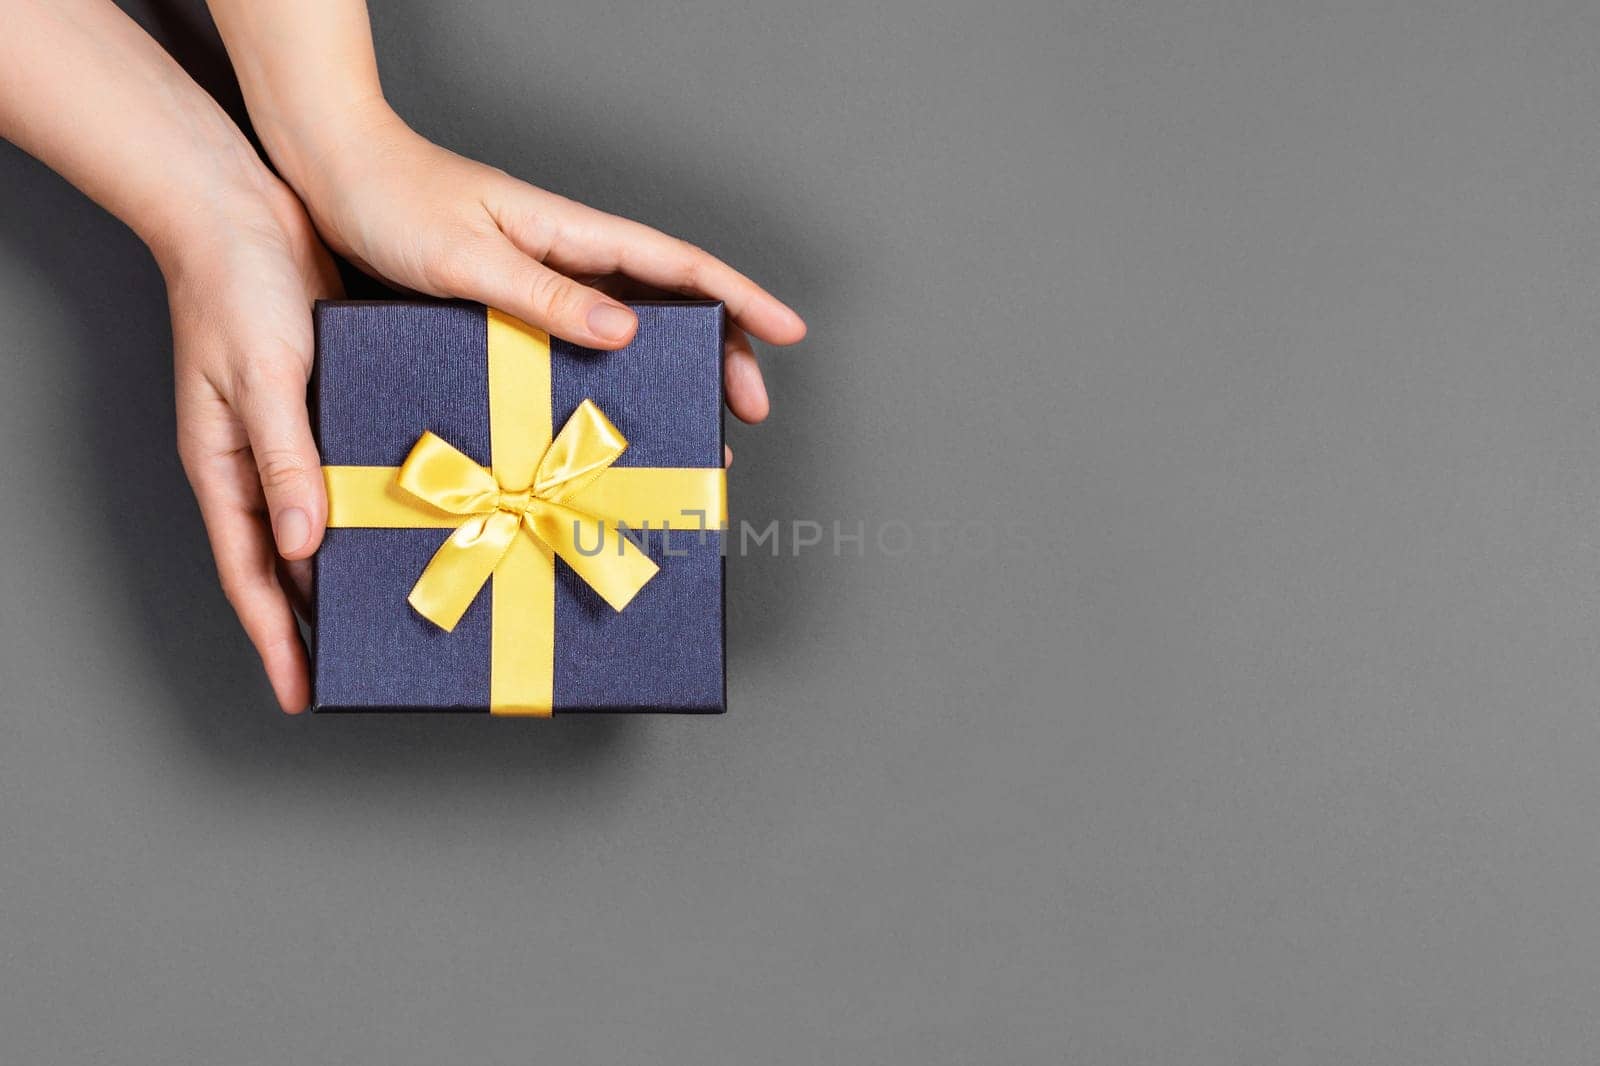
(313, 301), (725, 711)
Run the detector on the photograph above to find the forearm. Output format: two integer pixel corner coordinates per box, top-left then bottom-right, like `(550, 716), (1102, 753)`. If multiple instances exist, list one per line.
(0, 0), (274, 267)
(202, 0), (393, 199)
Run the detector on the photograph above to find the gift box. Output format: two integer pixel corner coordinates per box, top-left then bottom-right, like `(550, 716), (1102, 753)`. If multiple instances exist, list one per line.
(312, 301), (726, 714)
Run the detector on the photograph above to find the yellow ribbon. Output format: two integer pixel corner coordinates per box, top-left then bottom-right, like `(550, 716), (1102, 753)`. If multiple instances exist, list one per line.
(323, 309), (726, 715)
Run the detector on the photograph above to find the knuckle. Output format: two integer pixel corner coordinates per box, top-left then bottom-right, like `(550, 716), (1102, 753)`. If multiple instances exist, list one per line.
(527, 271), (585, 324)
(423, 225), (505, 295)
(254, 448), (312, 496)
(234, 344), (307, 397)
(505, 207), (560, 261)
(423, 247), (476, 293)
(675, 241), (708, 288)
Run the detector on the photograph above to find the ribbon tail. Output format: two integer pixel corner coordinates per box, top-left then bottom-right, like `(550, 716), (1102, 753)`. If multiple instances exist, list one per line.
(408, 510), (522, 631)
(526, 500), (660, 612)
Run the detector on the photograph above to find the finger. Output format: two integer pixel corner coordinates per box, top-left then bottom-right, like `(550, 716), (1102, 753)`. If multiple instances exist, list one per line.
(580, 214), (806, 346)
(559, 277), (772, 422)
(191, 470), (312, 714)
(434, 234), (639, 350)
(279, 555), (314, 621)
(236, 354), (326, 562)
(723, 322), (769, 424)
(724, 445), (733, 469)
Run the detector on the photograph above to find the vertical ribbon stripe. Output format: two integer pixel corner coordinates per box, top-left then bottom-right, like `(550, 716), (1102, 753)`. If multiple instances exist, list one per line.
(486, 309), (550, 494)
(486, 310), (555, 715)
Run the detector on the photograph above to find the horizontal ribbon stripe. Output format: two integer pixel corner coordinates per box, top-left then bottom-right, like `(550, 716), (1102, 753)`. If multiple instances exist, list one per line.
(565, 468), (727, 530)
(325, 467), (461, 527)
(325, 465), (727, 530)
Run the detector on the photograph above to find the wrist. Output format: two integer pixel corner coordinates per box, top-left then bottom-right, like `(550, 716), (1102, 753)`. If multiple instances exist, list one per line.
(122, 86), (283, 270)
(146, 161), (301, 287)
(203, 0), (393, 206)
(252, 93), (409, 209)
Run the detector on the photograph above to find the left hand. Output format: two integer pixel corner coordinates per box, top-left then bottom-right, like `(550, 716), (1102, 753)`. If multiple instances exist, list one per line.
(160, 175), (345, 713)
(278, 100), (806, 427)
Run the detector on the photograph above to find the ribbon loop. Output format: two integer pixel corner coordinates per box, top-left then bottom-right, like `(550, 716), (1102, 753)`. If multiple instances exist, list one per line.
(396, 431), (500, 515)
(535, 399), (628, 502)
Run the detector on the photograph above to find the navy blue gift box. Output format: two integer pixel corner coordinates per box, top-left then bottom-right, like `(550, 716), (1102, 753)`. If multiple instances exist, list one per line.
(312, 301), (726, 714)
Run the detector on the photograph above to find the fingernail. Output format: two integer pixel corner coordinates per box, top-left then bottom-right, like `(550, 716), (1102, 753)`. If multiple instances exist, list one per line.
(275, 507), (311, 556)
(588, 304), (636, 343)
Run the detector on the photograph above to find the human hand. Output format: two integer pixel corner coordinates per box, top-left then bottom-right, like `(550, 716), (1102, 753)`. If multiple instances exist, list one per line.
(0, 0), (351, 712)
(158, 177), (343, 714)
(272, 101), (806, 427)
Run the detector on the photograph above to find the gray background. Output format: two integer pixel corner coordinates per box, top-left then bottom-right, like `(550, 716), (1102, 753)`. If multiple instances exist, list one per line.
(2, 0), (1599, 1062)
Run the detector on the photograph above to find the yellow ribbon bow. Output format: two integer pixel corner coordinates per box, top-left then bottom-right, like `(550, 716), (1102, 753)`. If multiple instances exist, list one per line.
(398, 399), (662, 631)
(323, 309), (726, 715)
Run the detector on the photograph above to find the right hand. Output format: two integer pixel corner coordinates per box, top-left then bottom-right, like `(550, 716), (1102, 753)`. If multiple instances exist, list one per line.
(273, 100), (805, 427)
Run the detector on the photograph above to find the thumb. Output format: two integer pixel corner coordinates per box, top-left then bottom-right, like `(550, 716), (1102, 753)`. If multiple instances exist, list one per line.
(238, 359), (326, 561)
(441, 235), (638, 350)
